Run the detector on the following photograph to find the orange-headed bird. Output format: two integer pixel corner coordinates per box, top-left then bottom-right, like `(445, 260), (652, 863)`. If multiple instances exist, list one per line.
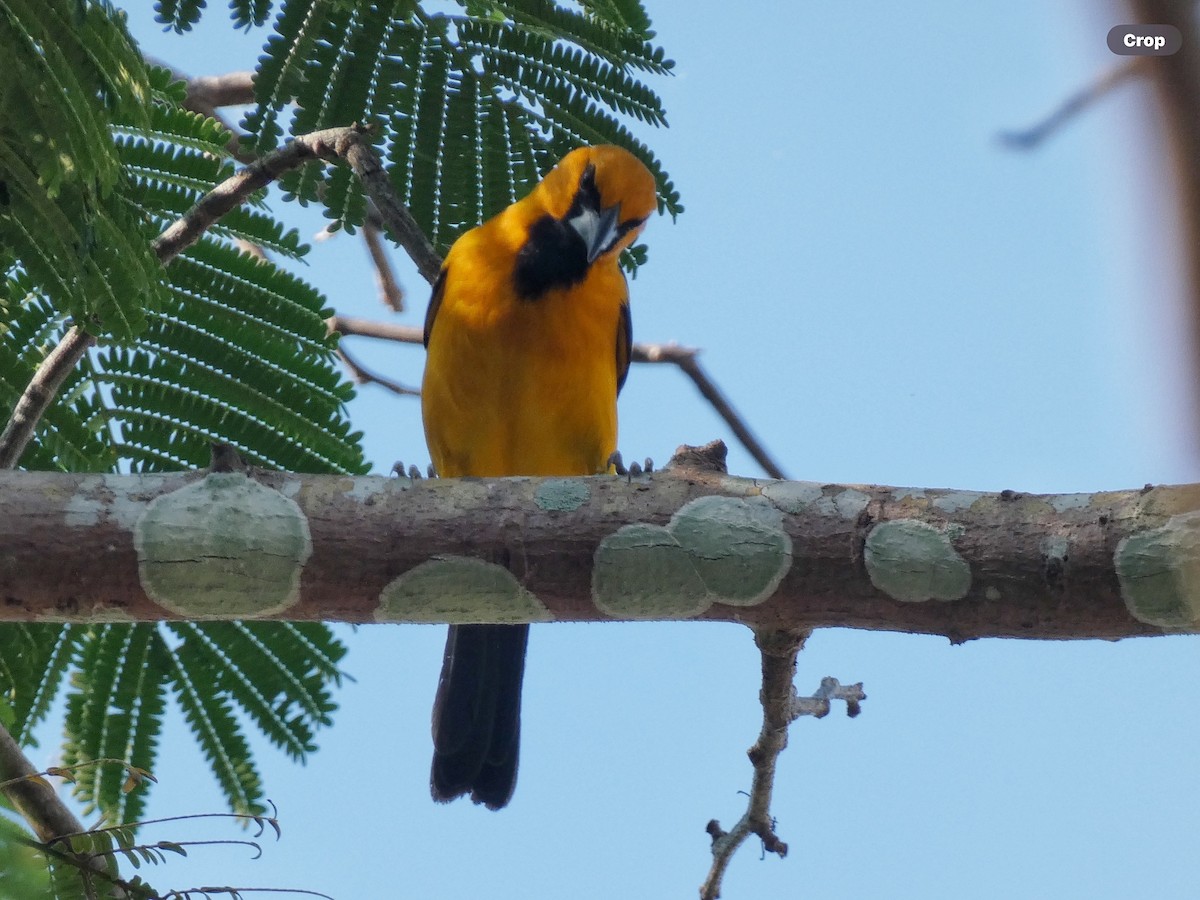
(422, 145), (658, 809)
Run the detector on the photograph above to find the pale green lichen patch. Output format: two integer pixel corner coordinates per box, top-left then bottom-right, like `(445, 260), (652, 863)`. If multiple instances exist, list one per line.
(377, 556), (553, 624)
(932, 491), (984, 514)
(1115, 511), (1200, 628)
(669, 496), (792, 605)
(592, 524), (709, 619)
(535, 478), (590, 512)
(718, 475), (768, 497)
(832, 489), (869, 519)
(761, 481), (867, 520)
(1050, 493), (1093, 513)
(1041, 535), (1069, 561)
(593, 495), (792, 619)
(761, 480), (824, 514)
(134, 472), (311, 618)
(864, 519), (971, 602)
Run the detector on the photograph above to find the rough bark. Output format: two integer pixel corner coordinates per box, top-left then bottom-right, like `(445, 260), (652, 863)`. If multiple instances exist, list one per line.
(1, 463), (1196, 639)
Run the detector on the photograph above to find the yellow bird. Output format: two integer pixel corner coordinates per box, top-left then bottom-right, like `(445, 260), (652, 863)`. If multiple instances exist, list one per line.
(422, 145), (658, 808)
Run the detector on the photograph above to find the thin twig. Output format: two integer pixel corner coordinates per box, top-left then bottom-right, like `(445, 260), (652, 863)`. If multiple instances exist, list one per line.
(701, 629), (865, 900)
(334, 344), (419, 396)
(998, 57), (1146, 149)
(363, 221), (406, 311)
(674, 353), (786, 479)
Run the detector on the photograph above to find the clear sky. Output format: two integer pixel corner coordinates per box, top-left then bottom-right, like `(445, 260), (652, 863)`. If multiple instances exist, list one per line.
(27, 2), (1200, 898)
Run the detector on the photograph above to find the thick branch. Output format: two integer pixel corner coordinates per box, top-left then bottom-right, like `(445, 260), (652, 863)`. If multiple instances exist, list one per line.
(0, 720), (85, 843)
(0, 454), (1194, 638)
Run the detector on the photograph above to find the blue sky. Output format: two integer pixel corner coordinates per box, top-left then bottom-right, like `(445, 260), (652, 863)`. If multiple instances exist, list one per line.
(25, 2), (1200, 898)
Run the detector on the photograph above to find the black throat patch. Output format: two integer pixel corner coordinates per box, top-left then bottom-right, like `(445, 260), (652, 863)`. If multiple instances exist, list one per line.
(512, 214), (590, 301)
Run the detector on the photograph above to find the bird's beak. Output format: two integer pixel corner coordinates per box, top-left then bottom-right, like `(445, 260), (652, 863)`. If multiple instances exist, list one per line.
(568, 201), (622, 264)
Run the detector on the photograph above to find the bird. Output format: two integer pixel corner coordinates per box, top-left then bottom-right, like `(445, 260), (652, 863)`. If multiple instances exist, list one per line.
(421, 144), (658, 809)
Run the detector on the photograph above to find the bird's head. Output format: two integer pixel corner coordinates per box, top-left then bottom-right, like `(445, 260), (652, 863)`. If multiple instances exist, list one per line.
(536, 145), (659, 262)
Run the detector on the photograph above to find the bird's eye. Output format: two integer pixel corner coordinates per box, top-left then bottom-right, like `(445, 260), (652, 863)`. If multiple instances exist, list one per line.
(617, 216), (647, 238)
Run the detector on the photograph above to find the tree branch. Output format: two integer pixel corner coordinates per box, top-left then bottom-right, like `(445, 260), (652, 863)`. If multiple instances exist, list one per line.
(0, 721), (85, 843)
(152, 124), (370, 266)
(0, 326), (94, 470)
(1, 451), (1194, 639)
(700, 630), (864, 899)
(333, 343), (419, 396)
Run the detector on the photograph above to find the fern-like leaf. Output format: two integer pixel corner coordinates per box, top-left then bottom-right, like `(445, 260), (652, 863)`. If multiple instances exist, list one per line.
(241, 0), (679, 258)
(162, 625), (265, 817)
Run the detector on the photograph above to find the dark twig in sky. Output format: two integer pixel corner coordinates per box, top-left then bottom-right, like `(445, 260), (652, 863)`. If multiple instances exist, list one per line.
(998, 57), (1145, 149)
(701, 629), (864, 900)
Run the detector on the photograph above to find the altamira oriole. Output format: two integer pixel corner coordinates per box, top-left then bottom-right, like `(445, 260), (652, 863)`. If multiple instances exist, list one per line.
(422, 145), (658, 809)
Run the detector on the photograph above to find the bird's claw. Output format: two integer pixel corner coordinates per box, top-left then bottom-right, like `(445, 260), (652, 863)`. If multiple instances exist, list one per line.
(391, 461), (438, 479)
(607, 451), (654, 480)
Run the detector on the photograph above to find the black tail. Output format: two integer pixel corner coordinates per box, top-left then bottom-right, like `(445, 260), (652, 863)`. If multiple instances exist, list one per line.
(430, 623), (528, 810)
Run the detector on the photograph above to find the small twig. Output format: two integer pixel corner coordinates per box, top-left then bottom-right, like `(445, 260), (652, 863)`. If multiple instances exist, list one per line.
(700, 629), (865, 900)
(673, 353), (785, 479)
(150, 62), (257, 162)
(334, 344), (419, 396)
(326, 315), (421, 344)
(363, 221), (406, 311)
(178, 70), (257, 112)
(998, 57), (1146, 149)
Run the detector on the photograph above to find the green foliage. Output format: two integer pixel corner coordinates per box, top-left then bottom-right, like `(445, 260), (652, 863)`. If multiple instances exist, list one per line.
(231, 0), (681, 256)
(1, 32), (367, 476)
(0, 622), (346, 828)
(0, 813), (52, 898)
(1, 3), (680, 890)
(5, 803), (301, 899)
(0, 1), (363, 841)
(0, 0), (165, 340)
